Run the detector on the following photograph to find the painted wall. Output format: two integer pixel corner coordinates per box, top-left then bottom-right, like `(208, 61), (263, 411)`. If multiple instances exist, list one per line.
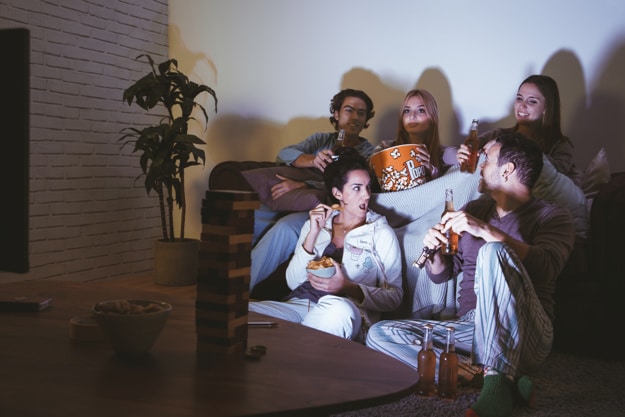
(170, 0), (625, 240)
(0, 0), (169, 283)
(1, 1), (621, 283)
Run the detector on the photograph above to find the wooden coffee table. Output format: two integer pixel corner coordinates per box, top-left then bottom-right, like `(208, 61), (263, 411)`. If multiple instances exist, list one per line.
(0, 275), (418, 416)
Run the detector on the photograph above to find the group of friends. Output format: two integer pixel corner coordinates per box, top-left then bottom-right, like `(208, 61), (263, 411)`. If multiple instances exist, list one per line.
(246, 75), (579, 417)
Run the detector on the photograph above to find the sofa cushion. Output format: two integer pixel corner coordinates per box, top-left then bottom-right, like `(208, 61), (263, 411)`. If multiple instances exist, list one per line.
(582, 147), (611, 198)
(242, 166), (328, 212)
(209, 160), (276, 192)
(532, 155), (589, 239)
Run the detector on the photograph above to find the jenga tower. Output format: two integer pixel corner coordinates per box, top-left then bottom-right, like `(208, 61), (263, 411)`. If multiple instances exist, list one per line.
(196, 189), (260, 356)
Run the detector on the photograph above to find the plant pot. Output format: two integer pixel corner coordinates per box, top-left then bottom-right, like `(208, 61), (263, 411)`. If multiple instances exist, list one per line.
(154, 239), (200, 286)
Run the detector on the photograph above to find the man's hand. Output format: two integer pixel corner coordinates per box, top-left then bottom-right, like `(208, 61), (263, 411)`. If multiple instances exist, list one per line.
(270, 174), (306, 200)
(442, 210), (489, 241)
(421, 210), (485, 273)
(293, 150), (335, 172)
(442, 209), (531, 261)
(312, 149), (335, 171)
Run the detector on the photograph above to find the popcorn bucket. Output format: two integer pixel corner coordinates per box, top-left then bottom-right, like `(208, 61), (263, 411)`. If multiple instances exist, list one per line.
(370, 144), (429, 191)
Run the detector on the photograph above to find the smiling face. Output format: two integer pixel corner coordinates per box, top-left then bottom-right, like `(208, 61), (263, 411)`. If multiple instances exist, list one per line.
(333, 96), (369, 137)
(514, 82), (546, 126)
(401, 95), (432, 142)
(333, 168), (371, 216)
(478, 140), (504, 194)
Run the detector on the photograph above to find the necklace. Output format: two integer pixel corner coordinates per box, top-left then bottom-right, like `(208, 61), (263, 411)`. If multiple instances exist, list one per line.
(335, 218), (364, 235)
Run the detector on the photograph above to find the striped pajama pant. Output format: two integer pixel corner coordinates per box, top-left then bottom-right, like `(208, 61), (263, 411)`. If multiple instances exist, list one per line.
(366, 242), (553, 380)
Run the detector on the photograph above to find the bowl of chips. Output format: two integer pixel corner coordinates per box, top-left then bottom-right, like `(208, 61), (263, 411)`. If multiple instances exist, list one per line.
(306, 256), (336, 278)
(92, 299), (172, 357)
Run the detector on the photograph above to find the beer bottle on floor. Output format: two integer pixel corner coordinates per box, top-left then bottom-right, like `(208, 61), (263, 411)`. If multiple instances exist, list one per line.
(437, 326), (458, 399)
(416, 324), (436, 396)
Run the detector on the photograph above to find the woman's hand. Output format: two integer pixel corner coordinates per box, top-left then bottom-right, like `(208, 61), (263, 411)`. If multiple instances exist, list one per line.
(308, 258), (346, 292)
(456, 143), (471, 165)
(308, 259), (364, 302)
(302, 203), (333, 253)
(415, 144), (433, 172)
(308, 203), (333, 232)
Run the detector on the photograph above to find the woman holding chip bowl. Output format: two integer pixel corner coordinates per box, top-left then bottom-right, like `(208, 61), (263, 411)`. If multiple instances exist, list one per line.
(248, 148), (403, 342)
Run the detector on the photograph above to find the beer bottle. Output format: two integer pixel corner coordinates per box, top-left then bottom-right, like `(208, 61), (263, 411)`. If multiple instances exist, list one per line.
(412, 246), (435, 269)
(416, 324), (436, 396)
(460, 119), (480, 173)
(331, 129), (345, 160)
(437, 326), (458, 399)
(441, 189), (458, 255)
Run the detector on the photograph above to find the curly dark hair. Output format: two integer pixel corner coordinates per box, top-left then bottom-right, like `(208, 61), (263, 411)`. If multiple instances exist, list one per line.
(328, 89), (375, 130)
(323, 147), (374, 203)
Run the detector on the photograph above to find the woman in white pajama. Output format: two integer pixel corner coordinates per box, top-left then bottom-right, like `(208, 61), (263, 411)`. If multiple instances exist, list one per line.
(249, 148), (403, 342)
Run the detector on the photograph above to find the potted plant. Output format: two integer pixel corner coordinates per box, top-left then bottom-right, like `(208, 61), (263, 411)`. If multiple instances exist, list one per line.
(119, 54), (217, 285)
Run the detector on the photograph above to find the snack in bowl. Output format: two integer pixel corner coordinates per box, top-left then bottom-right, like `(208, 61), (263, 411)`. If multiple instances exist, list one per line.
(92, 299), (172, 357)
(306, 256), (336, 278)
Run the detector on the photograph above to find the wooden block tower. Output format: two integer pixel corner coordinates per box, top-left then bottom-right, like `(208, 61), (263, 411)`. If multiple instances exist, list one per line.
(196, 189), (260, 356)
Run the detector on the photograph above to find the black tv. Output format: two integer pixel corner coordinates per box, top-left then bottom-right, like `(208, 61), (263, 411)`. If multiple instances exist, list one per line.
(0, 28), (29, 273)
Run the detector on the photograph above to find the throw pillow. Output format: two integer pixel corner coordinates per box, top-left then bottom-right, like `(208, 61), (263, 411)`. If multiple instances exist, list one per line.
(532, 155), (589, 239)
(242, 166), (328, 212)
(581, 147), (610, 198)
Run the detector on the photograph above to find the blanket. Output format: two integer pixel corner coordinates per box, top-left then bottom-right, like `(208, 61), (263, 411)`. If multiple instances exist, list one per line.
(370, 164), (482, 319)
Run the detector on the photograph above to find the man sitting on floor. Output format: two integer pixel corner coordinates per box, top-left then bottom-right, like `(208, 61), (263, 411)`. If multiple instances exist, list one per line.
(366, 132), (575, 417)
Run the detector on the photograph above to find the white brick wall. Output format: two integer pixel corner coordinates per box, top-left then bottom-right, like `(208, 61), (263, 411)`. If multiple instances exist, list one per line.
(0, 0), (169, 282)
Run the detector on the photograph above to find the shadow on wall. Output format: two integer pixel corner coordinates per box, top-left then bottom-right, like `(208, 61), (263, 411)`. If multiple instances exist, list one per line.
(208, 115), (283, 162)
(338, 67), (406, 144)
(484, 45), (625, 174)
(567, 40), (625, 173)
(416, 68), (462, 146)
(202, 67), (463, 163)
(192, 41), (625, 174)
(339, 67), (463, 148)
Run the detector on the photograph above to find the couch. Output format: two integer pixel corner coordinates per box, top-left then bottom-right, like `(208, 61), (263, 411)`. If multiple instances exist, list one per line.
(209, 160), (625, 359)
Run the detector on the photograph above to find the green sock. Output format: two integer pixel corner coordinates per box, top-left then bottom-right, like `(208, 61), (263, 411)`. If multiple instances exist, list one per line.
(516, 375), (535, 407)
(466, 374), (514, 417)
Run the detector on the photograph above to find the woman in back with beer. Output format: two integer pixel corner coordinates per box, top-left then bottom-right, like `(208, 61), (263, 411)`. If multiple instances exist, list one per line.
(451, 75), (582, 185)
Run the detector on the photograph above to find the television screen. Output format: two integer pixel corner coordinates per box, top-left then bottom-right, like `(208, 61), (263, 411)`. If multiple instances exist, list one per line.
(0, 28), (29, 273)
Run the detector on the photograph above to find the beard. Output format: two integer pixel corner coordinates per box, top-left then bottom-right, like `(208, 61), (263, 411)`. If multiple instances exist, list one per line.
(478, 177), (486, 194)
(478, 174), (494, 194)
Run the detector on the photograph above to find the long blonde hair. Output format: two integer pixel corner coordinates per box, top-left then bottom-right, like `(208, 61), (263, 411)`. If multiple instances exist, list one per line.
(395, 89), (443, 172)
